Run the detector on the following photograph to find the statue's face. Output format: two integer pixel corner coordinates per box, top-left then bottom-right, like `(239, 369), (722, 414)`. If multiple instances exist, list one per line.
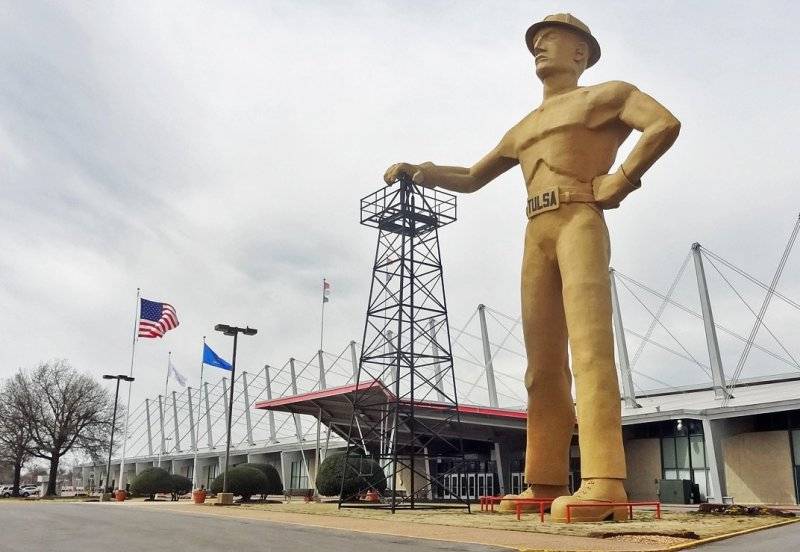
(531, 26), (586, 80)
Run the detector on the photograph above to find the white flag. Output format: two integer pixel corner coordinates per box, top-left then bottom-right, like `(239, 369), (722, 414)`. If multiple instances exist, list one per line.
(168, 359), (187, 387)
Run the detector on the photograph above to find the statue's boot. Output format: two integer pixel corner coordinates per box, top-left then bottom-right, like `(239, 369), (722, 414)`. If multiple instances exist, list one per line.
(496, 484), (569, 513)
(550, 478), (628, 522)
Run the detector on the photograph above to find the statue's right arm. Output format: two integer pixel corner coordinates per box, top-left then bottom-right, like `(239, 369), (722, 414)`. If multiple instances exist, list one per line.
(383, 140), (518, 193)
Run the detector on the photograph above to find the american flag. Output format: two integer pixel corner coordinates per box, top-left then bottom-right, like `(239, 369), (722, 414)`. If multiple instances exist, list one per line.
(138, 298), (179, 338)
(322, 279), (331, 303)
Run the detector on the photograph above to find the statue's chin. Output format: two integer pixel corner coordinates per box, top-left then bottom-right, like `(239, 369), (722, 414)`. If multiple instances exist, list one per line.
(535, 64), (577, 82)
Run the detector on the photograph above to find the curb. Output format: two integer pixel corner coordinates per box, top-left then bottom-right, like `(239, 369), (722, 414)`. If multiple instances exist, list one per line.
(516, 517), (800, 552)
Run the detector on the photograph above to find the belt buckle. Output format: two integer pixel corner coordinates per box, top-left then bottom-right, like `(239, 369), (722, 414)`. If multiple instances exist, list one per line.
(526, 187), (560, 219)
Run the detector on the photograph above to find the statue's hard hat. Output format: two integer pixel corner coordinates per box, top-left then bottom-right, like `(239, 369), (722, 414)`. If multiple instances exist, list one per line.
(525, 13), (601, 68)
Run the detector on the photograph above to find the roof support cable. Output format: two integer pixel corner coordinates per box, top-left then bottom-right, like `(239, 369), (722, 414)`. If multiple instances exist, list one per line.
(704, 252), (800, 372)
(723, 214), (800, 405)
(485, 306), (527, 351)
(701, 247), (800, 313)
(619, 277), (712, 378)
(626, 328), (711, 370)
(630, 252), (692, 370)
(615, 270), (796, 369)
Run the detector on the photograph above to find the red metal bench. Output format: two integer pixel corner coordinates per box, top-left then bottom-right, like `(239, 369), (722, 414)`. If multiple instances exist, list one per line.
(565, 501), (661, 523)
(513, 498), (555, 521)
(478, 495), (503, 511)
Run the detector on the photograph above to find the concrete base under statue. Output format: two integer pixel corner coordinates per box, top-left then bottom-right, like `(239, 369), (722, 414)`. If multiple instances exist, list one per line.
(215, 492), (235, 505)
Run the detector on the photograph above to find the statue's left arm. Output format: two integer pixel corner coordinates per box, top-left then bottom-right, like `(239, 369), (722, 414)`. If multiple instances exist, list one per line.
(593, 84), (681, 209)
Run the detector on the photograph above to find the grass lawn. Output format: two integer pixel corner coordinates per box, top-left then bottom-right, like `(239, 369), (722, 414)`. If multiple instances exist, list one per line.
(237, 501), (795, 540)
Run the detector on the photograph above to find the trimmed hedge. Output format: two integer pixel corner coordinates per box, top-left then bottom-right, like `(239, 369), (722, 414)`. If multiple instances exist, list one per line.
(130, 467), (173, 500)
(240, 463), (283, 495)
(210, 465), (269, 502)
(171, 474), (192, 495)
(315, 453), (387, 498)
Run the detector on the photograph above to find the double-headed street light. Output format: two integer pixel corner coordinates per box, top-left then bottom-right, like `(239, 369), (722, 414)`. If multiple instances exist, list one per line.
(102, 374), (135, 496)
(214, 324), (257, 499)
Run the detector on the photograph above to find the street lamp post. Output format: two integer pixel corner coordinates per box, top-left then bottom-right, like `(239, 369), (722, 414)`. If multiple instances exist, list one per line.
(102, 374), (135, 500)
(214, 324), (257, 503)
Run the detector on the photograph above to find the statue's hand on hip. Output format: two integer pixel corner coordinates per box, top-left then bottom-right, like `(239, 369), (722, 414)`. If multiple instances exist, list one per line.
(384, 162), (434, 188)
(592, 170), (640, 210)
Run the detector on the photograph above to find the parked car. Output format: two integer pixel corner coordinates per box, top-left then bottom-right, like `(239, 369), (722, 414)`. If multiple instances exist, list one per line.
(0, 485), (13, 497)
(59, 486), (86, 497)
(19, 485), (39, 497)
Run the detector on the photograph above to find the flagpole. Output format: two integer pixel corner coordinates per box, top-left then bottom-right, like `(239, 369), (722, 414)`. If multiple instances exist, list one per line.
(158, 351), (171, 469)
(117, 288), (140, 492)
(319, 278), (326, 351)
(192, 337), (206, 491)
(164, 351), (171, 398)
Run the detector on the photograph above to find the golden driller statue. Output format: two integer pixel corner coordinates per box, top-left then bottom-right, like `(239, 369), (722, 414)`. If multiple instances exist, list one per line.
(385, 13), (680, 522)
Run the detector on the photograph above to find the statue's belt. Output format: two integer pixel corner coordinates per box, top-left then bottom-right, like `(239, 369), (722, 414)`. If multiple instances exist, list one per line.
(526, 186), (596, 219)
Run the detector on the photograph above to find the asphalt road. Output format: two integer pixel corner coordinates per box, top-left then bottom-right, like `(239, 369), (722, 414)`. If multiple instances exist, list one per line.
(694, 520), (800, 551)
(0, 502), (506, 552)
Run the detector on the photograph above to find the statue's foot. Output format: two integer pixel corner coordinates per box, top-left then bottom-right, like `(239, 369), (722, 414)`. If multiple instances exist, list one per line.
(550, 478), (628, 523)
(496, 484), (569, 513)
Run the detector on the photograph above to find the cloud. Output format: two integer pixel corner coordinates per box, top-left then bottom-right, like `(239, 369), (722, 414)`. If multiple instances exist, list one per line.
(1, 1), (798, 409)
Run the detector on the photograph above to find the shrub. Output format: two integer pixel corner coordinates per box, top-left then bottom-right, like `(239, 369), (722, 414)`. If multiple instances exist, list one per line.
(210, 466), (269, 502)
(315, 453), (387, 498)
(240, 463), (283, 495)
(171, 474), (192, 496)
(130, 467), (173, 500)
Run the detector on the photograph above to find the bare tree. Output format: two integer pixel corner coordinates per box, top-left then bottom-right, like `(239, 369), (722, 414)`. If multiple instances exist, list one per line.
(9, 360), (118, 496)
(0, 380), (32, 496)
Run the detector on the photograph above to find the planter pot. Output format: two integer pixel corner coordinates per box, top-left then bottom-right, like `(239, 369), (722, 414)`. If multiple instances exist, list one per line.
(192, 490), (207, 504)
(364, 490), (380, 503)
(114, 490), (126, 502)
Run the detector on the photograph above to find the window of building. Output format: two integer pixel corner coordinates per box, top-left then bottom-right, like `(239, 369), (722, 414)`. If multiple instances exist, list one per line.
(661, 420), (709, 500)
(290, 461), (308, 489)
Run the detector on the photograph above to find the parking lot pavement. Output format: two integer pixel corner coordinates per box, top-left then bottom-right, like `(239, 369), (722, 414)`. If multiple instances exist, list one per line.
(694, 519), (800, 551)
(0, 501), (507, 552)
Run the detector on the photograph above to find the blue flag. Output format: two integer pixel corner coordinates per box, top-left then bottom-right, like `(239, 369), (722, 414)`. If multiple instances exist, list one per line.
(203, 344), (232, 370)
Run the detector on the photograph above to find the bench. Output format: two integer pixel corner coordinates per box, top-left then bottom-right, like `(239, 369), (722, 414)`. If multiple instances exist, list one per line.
(565, 501), (661, 523)
(513, 498), (555, 521)
(284, 488), (314, 502)
(478, 495), (503, 512)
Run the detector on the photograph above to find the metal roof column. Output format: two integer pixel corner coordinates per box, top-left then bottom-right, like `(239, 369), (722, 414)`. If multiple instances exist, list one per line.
(221, 377), (229, 430)
(318, 350), (327, 390)
(349, 341), (359, 381)
(241, 372), (254, 445)
(157, 394), (166, 466)
(171, 391), (182, 451)
(610, 269), (641, 408)
(430, 319), (447, 402)
(478, 304), (499, 408)
(145, 398), (153, 457)
(692, 243), (731, 399)
(203, 382), (214, 448)
(187, 387), (196, 451)
(264, 365), (277, 443)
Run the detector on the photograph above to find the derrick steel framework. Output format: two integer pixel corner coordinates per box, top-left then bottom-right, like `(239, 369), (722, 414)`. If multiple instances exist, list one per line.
(339, 180), (469, 511)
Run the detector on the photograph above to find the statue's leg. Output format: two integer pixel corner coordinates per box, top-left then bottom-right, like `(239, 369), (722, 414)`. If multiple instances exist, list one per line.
(498, 216), (572, 512)
(550, 204), (627, 522)
(521, 235), (574, 487)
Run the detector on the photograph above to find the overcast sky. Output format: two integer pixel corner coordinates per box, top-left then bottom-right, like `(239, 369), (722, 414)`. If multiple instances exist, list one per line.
(1, 1), (799, 410)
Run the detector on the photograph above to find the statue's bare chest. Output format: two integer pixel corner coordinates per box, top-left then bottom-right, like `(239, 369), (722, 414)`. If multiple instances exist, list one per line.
(512, 91), (602, 154)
